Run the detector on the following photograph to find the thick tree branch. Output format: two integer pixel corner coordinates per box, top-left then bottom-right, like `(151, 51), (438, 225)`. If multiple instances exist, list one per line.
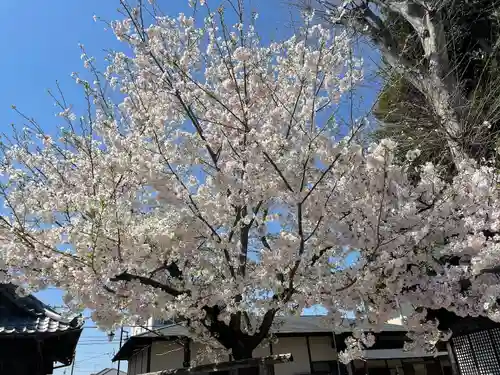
(149, 261), (183, 280)
(111, 272), (190, 297)
(310, 245), (333, 266)
(262, 151), (294, 192)
(357, 3), (425, 91)
(250, 308), (278, 347)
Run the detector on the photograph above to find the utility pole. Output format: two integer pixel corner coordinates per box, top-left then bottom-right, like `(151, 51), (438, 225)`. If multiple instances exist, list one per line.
(70, 357), (75, 375)
(116, 326), (124, 374)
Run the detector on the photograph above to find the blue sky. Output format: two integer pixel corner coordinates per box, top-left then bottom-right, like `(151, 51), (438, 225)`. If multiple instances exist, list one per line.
(0, 1), (379, 374)
(1, 2), (133, 373)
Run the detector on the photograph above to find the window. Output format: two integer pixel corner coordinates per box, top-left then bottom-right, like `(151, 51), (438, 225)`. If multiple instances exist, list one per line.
(311, 361), (348, 375)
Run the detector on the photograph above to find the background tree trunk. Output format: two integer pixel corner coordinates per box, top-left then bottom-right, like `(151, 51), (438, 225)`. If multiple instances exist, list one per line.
(313, 0), (500, 168)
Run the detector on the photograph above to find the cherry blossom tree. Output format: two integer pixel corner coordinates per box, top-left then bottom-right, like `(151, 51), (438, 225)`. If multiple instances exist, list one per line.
(1, 0), (500, 364)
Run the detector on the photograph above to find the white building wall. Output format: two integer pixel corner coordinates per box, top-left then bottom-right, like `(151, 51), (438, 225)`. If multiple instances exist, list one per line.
(190, 342), (232, 365)
(127, 333), (453, 375)
(149, 341), (185, 372)
(272, 337), (311, 375)
(147, 340), (258, 373)
(140, 335), (338, 375)
(308, 336), (337, 362)
(253, 343), (271, 358)
(131, 317), (155, 337)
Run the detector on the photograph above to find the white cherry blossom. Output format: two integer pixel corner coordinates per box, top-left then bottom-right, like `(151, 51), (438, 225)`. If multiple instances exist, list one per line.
(1, 0), (500, 364)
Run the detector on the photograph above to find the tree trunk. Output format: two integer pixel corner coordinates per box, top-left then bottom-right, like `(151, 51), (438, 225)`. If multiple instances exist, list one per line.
(204, 308), (277, 375)
(232, 345), (259, 375)
(321, 0), (471, 167)
(423, 74), (467, 165)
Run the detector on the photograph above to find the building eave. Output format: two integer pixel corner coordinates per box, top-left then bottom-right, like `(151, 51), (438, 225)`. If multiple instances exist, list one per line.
(112, 335), (170, 362)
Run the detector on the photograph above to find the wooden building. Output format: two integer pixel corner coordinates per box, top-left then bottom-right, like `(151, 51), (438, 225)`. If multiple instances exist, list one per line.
(114, 316), (454, 375)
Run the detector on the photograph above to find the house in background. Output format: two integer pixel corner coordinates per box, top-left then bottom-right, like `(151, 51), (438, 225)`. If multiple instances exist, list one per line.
(91, 367), (127, 375)
(113, 316), (453, 375)
(0, 283), (83, 374)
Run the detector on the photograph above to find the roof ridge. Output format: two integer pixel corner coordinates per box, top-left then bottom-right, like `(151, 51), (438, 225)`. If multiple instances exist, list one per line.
(134, 321), (185, 338)
(0, 284), (43, 317)
(43, 307), (83, 327)
(0, 283), (84, 333)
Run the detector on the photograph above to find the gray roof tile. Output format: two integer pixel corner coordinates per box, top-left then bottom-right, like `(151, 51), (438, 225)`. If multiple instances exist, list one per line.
(0, 283), (83, 335)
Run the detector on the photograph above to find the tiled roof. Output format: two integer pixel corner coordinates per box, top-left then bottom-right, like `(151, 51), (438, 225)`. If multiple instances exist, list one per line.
(270, 315), (406, 334)
(0, 283), (83, 335)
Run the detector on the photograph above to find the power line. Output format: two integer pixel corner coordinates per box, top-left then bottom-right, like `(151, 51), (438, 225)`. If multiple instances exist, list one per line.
(77, 340), (119, 343)
(76, 352), (113, 362)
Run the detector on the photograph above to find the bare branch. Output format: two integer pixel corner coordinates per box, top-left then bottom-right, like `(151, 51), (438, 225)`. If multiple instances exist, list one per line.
(262, 151), (295, 192)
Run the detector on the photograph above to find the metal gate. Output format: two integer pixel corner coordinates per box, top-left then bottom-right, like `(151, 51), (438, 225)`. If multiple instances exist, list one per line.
(452, 328), (500, 375)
